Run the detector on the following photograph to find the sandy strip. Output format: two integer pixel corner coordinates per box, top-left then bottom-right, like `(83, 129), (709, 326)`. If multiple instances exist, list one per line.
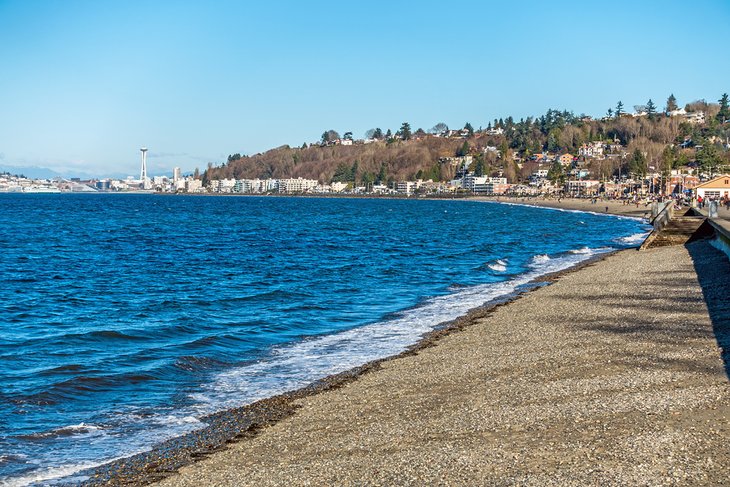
(471, 196), (654, 220)
(151, 238), (730, 485)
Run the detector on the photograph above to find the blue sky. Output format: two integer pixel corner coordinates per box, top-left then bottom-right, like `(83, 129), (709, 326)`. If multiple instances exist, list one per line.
(1, 0), (728, 177)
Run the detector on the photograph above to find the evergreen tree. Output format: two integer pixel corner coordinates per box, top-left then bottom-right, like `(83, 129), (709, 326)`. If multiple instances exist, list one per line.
(343, 131), (353, 140)
(301, 142), (308, 149)
(665, 94), (678, 113)
(717, 93), (729, 123)
(396, 122), (412, 140)
(332, 163), (352, 183)
(615, 101), (624, 117)
(377, 163), (387, 184)
(456, 141), (470, 157)
(350, 161), (359, 184)
(385, 129), (393, 139)
(606, 108), (613, 118)
(373, 127), (383, 139)
(474, 155), (485, 177)
(646, 99), (657, 118)
(696, 144), (721, 175)
(628, 149), (647, 177)
(547, 160), (564, 183)
(464, 122), (474, 136)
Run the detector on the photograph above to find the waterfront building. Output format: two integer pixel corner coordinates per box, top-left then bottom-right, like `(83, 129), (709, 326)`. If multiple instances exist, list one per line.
(186, 179), (203, 193)
(173, 167), (181, 183)
(565, 179), (600, 195)
(396, 180), (422, 195)
(278, 177), (318, 194)
(462, 176), (509, 194)
(695, 174), (730, 200)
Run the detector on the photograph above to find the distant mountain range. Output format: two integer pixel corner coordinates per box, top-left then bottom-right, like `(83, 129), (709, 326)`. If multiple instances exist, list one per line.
(0, 164), (168, 180)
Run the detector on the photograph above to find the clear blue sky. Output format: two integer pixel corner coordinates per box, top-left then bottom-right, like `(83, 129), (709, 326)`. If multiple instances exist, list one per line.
(1, 0), (728, 177)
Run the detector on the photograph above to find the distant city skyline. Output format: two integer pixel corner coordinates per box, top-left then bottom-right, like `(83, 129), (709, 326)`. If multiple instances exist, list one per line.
(1, 0), (729, 178)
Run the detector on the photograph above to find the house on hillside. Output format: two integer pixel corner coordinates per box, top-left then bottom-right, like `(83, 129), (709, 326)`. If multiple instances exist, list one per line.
(685, 111), (705, 125)
(558, 154), (574, 166)
(578, 141), (604, 158)
(695, 175), (730, 200)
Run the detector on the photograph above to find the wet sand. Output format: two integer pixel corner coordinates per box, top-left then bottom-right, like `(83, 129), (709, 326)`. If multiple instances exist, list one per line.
(147, 209), (730, 485)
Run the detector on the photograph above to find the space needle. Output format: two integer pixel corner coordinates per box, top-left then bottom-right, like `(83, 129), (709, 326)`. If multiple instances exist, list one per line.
(140, 147), (151, 190)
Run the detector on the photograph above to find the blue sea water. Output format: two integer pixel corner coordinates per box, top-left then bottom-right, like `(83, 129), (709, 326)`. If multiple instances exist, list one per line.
(0, 194), (650, 485)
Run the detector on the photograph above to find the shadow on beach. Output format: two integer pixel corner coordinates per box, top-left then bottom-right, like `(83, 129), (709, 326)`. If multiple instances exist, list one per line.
(686, 239), (730, 380)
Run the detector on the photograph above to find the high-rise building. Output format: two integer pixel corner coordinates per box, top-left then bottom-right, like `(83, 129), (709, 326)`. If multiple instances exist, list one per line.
(173, 166), (181, 183)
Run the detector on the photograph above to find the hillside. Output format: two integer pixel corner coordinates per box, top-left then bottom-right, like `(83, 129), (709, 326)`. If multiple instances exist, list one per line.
(204, 97), (730, 185)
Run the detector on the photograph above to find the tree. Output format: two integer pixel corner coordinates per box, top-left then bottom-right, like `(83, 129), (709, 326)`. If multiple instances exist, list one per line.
(646, 99), (657, 118)
(628, 149), (647, 177)
(331, 163), (352, 183)
(615, 101), (624, 118)
(361, 171), (375, 189)
(376, 163), (387, 184)
(430, 122), (448, 134)
(474, 154), (485, 177)
(547, 160), (564, 184)
(350, 161), (359, 184)
(396, 122), (412, 140)
(696, 144), (721, 175)
(665, 94), (678, 113)
(606, 108), (613, 118)
(343, 131), (353, 140)
(717, 93), (729, 123)
(456, 141), (470, 157)
(385, 129), (392, 139)
(321, 130), (340, 144)
(301, 142), (308, 149)
(464, 122), (474, 136)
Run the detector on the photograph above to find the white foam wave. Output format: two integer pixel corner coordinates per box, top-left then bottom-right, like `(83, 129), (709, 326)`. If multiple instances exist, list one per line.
(530, 254), (551, 266)
(487, 261), (507, 272)
(0, 458), (122, 487)
(615, 232), (649, 245)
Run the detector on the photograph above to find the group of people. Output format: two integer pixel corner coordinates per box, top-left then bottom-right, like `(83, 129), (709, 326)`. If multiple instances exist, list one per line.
(697, 195), (730, 211)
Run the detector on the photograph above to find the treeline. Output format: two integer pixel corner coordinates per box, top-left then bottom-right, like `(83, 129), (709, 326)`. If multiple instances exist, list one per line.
(204, 94), (730, 184)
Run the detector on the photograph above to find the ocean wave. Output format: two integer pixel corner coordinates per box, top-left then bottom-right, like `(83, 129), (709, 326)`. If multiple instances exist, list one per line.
(486, 259), (507, 272)
(614, 232), (649, 245)
(15, 423), (105, 441)
(530, 254), (551, 266)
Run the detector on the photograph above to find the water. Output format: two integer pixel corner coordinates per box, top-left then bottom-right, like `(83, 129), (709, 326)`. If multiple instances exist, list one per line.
(0, 194), (649, 485)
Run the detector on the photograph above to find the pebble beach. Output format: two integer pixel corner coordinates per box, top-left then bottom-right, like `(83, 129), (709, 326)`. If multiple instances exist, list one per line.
(137, 202), (730, 486)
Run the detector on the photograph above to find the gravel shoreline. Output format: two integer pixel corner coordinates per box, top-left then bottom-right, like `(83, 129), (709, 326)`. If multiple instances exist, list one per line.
(74, 202), (729, 486)
(148, 242), (728, 486)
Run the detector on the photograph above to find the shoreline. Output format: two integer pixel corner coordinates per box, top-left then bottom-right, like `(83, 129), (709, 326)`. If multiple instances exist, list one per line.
(56, 201), (651, 486)
(76, 250), (617, 486)
(149, 241), (729, 485)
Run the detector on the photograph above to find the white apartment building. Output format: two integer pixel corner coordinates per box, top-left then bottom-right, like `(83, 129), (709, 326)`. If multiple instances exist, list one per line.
(462, 176), (508, 194)
(277, 177), (318, 194)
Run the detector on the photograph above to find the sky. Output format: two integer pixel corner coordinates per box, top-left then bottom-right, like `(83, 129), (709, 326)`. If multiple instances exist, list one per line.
(0, 0), (729, 178)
